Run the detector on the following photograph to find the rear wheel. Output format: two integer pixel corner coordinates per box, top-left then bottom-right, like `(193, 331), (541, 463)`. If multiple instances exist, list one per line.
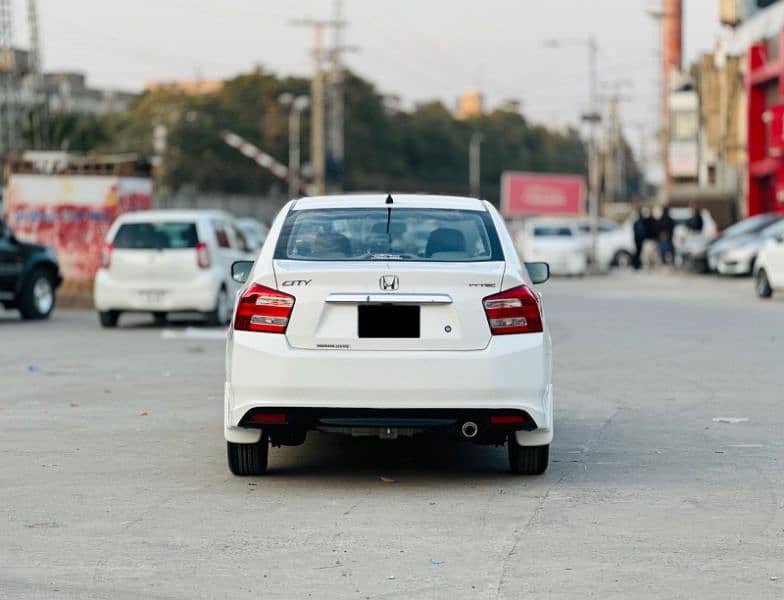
(613, 250), (633, 269)
(508, 436), (549, 475)
(19, 269), (55, 320)
(227, 435), (269, 476)
(756, 269), (773, 299)
(99, 310), (120, 328)
(205, 287), (230, 326)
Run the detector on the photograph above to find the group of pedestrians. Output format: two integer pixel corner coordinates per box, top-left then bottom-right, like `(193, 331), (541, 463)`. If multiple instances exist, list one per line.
(633, 206), (677, 269)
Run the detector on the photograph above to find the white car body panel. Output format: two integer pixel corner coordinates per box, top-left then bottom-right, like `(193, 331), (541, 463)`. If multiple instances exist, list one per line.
(516, 217), (588, 276)
(225, 195), (553, 447)
(755, 236), (784, 291)
(94, 210), (251, 313)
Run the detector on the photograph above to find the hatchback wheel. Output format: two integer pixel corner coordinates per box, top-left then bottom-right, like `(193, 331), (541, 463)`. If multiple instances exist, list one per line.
(19, 269), (55, 320)
(227, 435), (269, 476)
(613, 250), (633, 269)
(756, 269), (773, 299)
(99, 310), (120, 328)
(508, 436), (549, 475)
(206, 287), (230, 326)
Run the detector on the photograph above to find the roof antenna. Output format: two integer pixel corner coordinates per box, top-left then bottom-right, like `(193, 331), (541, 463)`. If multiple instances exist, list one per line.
(385, 193), (393, 235)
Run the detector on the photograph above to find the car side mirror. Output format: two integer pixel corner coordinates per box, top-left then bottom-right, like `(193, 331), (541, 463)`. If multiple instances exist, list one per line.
(231, 260), (254, 284)
(525, 261), (550, 284)
(777, 233), (784, 244)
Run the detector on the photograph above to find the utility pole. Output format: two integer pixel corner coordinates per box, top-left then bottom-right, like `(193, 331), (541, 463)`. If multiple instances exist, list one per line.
(293, 3), (356, 194)
(279, 93), (310, 199)
(469, 132), (483, 198)
(543, 36), (601, 270)
(291, 18), (328, 194)
(0, 0), (18, 156)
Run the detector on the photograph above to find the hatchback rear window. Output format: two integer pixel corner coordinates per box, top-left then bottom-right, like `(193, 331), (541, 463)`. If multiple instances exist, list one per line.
(533, 226), (573, 237)
(275, 208), (503, 262)
(112, 222), (199, 249)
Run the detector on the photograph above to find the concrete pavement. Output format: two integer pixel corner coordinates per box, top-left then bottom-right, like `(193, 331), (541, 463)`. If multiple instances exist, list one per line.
(1, 271), (783, 599)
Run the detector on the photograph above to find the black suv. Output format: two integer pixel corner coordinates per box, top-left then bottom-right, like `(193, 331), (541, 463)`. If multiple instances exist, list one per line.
(0, 219), (62, 319)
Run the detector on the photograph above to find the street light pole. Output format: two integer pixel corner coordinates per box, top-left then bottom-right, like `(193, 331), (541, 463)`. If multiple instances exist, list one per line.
(544, 36), (601, 272)
(279, 94), (310, 199)
(469, 132), (483, 198)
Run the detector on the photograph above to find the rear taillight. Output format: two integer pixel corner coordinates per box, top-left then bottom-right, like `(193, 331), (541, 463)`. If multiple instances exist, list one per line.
(234, 284), (295, 333)
(100, 243), (112, 269)
(482, 285), (543, 334)
(196, 242), (211, 269)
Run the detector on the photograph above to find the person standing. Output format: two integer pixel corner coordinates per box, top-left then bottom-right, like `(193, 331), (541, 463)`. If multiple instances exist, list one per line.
(633, 208), (646, 270)
(641, 208), (660, 269)
(658, 206), (676, 265)
(685, 200), (703, 233)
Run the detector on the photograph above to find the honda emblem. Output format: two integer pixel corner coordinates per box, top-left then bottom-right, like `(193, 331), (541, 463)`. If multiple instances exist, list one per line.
(379, 275), (399, 291)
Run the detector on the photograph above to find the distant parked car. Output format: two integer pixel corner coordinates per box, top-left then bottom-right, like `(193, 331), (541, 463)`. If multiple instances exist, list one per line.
(663, 207), (718, 266)
(689, 213), (782, 273)
(236, 217), (269, 252)
(574, 218), (635, 270)
(709, 216), (784, 276)
(0, 219), (62, 320)
(754, 219), (784, 298)
(517, 218), (588, 276)
(94, 210), (254, 327)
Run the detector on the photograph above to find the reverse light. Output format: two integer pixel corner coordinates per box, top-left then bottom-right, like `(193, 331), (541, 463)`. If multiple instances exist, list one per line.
(196, 242), (211, 269)
(482, 285), (543, 334)
(234, 283), (295, 333)
(100, 242), (113, 269)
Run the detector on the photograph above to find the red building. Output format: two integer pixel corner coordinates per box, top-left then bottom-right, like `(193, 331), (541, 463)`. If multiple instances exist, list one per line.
(747, 32), (784, 215)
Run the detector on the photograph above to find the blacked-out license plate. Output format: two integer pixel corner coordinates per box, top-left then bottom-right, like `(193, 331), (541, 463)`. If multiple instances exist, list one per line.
(357, 304), (420, 338)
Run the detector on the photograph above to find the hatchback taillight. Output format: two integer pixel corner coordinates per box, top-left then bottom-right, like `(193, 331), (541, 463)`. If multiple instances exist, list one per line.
(234, 284), (295, 333)
(101, 243), (113, 269)
(482, 285), (543, 334)
(196, 242), (211, 269)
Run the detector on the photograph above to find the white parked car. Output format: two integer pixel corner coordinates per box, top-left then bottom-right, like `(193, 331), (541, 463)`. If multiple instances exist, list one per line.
(575, 218), (635, 270)
(94, 210), (253, 327)
(224, 194), (554, 475)
(753, 219), (784, 298)
(236, 217), (269, 252)
(516, 217), (588, 276)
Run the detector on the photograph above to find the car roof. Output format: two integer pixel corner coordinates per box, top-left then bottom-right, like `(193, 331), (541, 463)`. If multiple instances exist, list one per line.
(115, 210), (231, 223)
(291, 193), (486, 211)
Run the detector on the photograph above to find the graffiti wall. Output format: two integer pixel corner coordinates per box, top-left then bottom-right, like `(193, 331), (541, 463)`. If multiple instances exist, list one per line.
(4, 175), (153, 281)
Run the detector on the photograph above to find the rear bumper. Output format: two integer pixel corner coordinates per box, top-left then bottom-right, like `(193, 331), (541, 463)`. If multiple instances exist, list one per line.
(93, 270), (220, 312)
(225, 333), (553, 440)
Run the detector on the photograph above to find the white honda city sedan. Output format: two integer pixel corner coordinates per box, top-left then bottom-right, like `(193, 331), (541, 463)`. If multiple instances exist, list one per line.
(224, 194), (553, 475)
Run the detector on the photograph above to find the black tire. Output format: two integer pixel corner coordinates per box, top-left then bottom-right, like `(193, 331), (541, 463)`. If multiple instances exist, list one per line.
(756, 269), (773, 299)
(508, 436), (549, 475)
(227, 435), (269, 476)
(152, 311), (168, 326)
(613, 250), (634, 269)
(99, 310), (120, 328)
(205, 286), (230, 326)
(18, 268), (56, 320)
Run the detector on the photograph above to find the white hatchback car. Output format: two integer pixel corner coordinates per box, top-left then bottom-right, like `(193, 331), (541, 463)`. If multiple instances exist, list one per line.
(516, 217), (588, 276)
(225, 194), (553, 475)
(753, 219), (784, 298)
(94, 210), (253, 327)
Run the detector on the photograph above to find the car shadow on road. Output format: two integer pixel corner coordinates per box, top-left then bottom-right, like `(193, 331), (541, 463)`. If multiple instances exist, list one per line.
(244, 433), (566, 485)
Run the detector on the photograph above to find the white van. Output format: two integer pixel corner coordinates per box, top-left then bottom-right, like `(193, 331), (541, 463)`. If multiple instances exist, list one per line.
(94, 210), (253, 327)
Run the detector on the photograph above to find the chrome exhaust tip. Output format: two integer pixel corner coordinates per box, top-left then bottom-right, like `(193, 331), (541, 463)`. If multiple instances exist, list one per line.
(461, 421), (479, 439)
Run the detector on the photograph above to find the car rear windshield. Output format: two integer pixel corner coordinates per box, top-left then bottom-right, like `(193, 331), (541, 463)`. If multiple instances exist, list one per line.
(533, 226), (573, 237)
(275, 208), (503, 262)
(112, 222), (199, 249)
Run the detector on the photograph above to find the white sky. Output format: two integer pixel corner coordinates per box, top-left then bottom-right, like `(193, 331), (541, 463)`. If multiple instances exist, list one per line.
(18, 0), (720, 169)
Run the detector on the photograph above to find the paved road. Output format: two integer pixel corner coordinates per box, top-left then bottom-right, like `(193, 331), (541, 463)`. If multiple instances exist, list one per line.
(2, 272), (783, 599)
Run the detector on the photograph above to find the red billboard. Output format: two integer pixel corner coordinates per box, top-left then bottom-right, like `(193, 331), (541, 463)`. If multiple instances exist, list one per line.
(500, 172), (586, 217)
